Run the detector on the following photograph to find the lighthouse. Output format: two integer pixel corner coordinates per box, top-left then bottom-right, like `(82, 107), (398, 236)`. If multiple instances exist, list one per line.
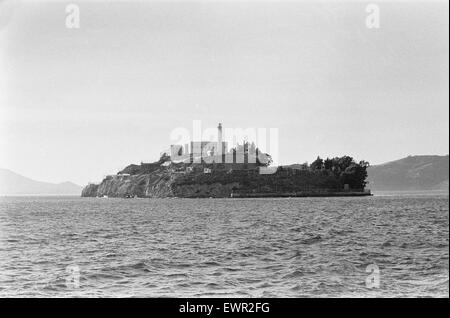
(218, 123), (223, 144)
(218, 123), (226, 163)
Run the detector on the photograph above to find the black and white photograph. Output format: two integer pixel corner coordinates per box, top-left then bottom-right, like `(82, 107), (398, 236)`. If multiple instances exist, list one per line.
(0, 0), (448, 304)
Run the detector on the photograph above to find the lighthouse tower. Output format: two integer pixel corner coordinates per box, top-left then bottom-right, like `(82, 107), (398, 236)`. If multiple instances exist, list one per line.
(217, 123), (226, 163)
(218, 123), (223, 144)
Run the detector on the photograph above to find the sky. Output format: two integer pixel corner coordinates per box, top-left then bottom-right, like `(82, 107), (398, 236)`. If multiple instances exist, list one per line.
(0, 0), (448, 186)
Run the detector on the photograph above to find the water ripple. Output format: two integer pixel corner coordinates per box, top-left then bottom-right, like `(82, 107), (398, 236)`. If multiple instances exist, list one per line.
(0, 194), (448, 297)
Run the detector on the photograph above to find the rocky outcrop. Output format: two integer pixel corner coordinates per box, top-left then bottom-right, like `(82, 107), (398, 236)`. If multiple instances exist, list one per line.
(81, 183), (99, 197)
(82, 174), (160, 198)
(81, 168), (242, 198)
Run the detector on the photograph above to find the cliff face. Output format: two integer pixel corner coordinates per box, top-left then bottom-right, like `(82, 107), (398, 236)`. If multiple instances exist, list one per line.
(81, 183), (99, 197)
(81, 168), (242, 198)
(82, 173), (165, 198)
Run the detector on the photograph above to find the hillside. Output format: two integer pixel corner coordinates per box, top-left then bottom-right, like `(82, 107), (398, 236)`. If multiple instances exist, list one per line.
(367, 155), (449, 191)
(0, 169), (82, 195)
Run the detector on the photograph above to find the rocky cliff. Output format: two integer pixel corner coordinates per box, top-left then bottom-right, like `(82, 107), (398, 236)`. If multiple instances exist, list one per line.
(81, 167), (242, 198)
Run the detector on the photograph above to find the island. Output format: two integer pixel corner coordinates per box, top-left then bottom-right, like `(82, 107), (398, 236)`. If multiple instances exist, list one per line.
(82, 124), (371, 198)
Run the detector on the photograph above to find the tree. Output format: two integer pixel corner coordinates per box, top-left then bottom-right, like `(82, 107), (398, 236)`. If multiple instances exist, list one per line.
(159, 152), (171, 163)
(337, 156), (354, 171)
(311, 156), (324, 170)
(340, 160), (370, 189)
(324, 158), (333, 170)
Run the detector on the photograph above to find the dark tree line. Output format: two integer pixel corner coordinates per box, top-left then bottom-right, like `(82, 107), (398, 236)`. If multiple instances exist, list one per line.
(309, 155), (369, 189)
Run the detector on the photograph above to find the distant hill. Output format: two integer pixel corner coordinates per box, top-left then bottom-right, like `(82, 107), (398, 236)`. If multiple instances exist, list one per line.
(0, 169), (82, 195)
(367, 155), (449, 191)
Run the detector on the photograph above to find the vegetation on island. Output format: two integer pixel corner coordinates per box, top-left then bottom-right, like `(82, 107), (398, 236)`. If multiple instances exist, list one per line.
(174, 154), (370, 194)
(309, 156), (370, 190)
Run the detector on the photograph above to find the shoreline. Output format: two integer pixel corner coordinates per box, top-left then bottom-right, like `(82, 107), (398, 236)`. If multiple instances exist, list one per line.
(229, 191), (372, 198)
